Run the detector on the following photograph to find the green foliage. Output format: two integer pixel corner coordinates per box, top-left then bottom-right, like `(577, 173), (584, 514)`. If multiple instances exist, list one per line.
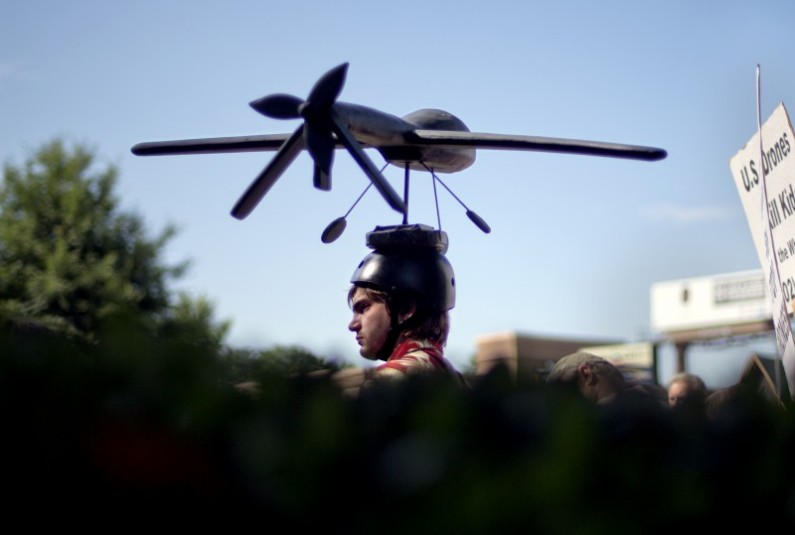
(0, 138), (242, 355)
(0, 138), (187, 342)
(218, 344), (345, 385)
(0, 137), (344, 383)
(4, 323), (795, 530)
(157, 292), (231, 355)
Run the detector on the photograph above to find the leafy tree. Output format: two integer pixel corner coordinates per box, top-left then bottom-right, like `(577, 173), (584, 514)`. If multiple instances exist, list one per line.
(158, 292), (231, 355)
(0, 138), (193, 343)
(0, 138), (351, 381)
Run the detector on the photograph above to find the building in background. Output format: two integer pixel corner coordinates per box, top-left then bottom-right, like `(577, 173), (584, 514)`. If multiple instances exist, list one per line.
(473, 269), (787, 397)
(650, 269), (773, 372)
(474, 331), (622, 382)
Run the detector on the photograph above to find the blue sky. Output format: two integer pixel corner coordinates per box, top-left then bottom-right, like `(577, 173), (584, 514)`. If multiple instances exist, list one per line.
(3, 1), (793, 387)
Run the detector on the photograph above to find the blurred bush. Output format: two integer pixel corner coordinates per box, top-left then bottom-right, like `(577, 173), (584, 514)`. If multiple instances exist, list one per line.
(2, 320), (794, 531)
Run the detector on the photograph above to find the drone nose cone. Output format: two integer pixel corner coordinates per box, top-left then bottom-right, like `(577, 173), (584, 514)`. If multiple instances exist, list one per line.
(250, 94), (303, 119)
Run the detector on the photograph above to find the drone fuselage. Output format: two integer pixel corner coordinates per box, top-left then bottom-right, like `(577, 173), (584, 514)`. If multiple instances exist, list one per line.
(334, 103), (476, 173)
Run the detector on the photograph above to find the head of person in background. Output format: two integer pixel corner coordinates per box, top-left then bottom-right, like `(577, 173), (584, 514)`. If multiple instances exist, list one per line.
(667, 372), (708, 410)
(544, 351), (627, 405)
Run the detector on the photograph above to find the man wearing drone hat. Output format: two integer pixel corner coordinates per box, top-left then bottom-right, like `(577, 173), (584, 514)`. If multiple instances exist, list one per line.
(340, 225), (468, 395)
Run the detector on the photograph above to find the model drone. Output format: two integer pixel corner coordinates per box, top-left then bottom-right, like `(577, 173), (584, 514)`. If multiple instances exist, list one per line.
(131, 62), (667, 242)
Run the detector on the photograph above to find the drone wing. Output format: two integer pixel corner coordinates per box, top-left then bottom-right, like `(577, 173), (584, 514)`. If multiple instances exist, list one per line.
(407, 130), (667, 161)
(131, 134), (294, 156)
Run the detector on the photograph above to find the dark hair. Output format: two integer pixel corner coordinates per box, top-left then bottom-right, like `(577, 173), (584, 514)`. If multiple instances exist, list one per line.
(546, 352), (624, 386)
(667, 372), (708, 406)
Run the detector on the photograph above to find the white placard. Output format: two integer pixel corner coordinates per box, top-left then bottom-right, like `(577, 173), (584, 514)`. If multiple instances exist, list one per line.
(730, 101), (795, 398)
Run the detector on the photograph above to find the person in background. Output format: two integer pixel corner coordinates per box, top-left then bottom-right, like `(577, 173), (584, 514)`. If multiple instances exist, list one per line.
(705, 381), (786, 424)
(666, 372), (708, 410)
(544, 350), (671, 441)
(544, 351), (628, 405)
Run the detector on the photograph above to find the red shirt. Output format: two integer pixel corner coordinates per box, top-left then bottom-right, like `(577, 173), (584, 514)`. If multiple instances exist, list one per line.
(367, 339), (468, 387)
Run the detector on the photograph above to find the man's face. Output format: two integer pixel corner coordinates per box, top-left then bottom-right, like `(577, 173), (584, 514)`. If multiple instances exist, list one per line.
(668, 382), (690, 407)
(348, 287), (391, 359)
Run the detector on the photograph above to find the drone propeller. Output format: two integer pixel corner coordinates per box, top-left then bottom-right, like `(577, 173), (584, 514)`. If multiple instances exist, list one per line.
(230, 127), (305, 219)
(235, 62), (406, 220)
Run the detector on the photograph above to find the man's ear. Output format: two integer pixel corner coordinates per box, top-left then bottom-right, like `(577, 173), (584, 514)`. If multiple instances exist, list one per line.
(397, 303), (416, 324)
(578, 364), (597, 385)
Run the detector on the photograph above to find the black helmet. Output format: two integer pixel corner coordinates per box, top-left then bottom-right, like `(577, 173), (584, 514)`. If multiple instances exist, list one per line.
(350, 225), (456, 312)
